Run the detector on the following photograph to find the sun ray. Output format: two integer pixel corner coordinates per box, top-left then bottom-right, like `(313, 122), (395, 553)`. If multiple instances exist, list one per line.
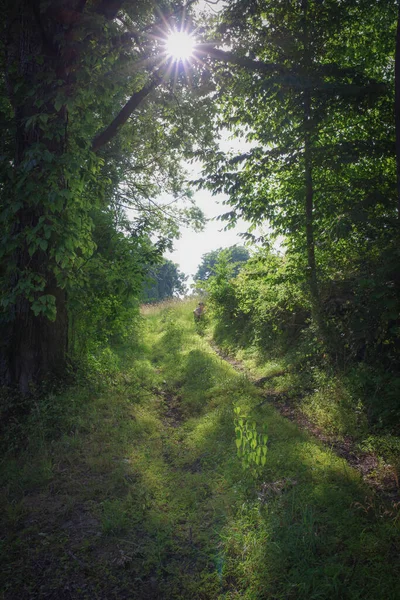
(165, 29), (196, 62)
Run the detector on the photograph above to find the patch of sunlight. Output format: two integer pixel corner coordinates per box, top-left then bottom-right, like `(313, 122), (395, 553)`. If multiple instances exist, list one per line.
(294, 440), (361, 485)
(130, 405), (163, 438)
(302, 386), (367, 439)
(185, 411), (223, 450)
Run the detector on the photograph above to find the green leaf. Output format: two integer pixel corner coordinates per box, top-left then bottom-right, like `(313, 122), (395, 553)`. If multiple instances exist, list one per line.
(54, 96), (65, 112)
(31, 294), (56, 321)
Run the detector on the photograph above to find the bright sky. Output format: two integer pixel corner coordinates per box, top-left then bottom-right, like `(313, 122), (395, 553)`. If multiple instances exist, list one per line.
(165, 182), (250, 283)
(165, 126), (257, 282)
(165, 0), (254, 284)
(163, 1), (255, 282)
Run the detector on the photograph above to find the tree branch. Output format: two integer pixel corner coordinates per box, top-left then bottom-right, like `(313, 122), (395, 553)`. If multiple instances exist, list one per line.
(195, 45), (386, 94)
(92, 30), (384, 153)
(31, 0), (59, 56)
(76, 0), (88, 13)
(195, 44), (293, 77)
(91, 72), (163, 152)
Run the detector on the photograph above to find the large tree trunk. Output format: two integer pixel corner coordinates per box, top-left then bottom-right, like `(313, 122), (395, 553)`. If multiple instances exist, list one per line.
(7, 289), (68, 394)
(1, 1), (69, 393)
(395, 0), (400, 220)
(0, 0), (167, 393)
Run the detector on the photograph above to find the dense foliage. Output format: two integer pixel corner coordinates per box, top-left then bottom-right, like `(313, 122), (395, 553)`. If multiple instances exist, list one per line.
(1, 0), (400, 431)
(196, 0), (400, 428)
(203, 243), (400, 430)
(1, 1), (400, 594)
(0, 0), (213, 392)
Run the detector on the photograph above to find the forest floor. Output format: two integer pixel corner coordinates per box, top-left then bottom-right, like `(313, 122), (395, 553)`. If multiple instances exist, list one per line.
(1, 299), (400, 599)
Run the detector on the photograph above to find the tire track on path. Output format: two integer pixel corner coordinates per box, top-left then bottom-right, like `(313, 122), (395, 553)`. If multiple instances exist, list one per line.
(210, 340), (400, 507)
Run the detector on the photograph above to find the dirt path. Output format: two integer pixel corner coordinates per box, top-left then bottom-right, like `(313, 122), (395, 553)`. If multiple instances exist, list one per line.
(2, 307), (400, 600)
(210, 341), (400, 506)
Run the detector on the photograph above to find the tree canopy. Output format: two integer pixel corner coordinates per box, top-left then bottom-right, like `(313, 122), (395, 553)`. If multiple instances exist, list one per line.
(198, 0), (399, 359)
(0, 0), (214, 391)
(142, 259), (187, 303)
(194, 245), (250, 281)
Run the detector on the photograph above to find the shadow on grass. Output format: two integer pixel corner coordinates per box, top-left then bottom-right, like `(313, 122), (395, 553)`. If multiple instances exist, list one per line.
(214, 406), (400, 600)
(1, 304), (400, 600)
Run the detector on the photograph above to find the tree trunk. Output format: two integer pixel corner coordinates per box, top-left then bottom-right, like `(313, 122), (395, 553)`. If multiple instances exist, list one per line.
(395, 0), (400, 220)
(7, 289), (68, 394)
(303, 89), (332, 353)
(0, 0), (173, 393)
(303, 89), (319, 310)
(301, 0), (328, 345)
(1, 1), (69, 393)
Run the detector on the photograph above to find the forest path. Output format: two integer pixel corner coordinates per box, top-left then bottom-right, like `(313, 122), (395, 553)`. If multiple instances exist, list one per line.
(1, 300), (399, 599)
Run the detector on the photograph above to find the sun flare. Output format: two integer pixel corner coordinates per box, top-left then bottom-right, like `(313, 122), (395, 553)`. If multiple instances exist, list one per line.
(165, 30), (196, 61)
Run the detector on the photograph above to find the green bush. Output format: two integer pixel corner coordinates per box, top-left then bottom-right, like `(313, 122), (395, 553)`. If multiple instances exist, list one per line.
(208, 248), (310, 355)
(206, 246), (400, 434)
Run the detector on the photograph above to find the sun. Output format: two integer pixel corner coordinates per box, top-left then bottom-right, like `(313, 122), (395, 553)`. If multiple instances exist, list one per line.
(165, 30), (196, 61)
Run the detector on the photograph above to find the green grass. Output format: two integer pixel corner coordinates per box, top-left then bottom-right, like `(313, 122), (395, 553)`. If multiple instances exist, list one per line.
(0, 298), (399, 599)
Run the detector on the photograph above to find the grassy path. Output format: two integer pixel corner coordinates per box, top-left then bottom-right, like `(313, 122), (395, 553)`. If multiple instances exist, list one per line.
(1, 300), (400, 599)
